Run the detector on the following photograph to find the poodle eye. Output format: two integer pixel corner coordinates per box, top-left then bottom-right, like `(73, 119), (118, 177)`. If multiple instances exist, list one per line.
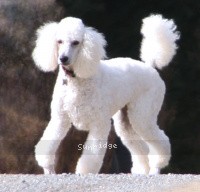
(71, 40), (80, 46)
(57, 40), (63, 44)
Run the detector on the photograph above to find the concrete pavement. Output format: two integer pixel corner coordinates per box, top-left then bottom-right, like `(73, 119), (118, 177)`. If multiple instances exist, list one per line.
(0, 174), (200, 192)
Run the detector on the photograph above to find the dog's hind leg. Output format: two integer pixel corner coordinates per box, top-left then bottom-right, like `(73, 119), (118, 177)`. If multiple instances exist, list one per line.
(75, 120), (111, 174)
(127, 90), (171, 175)
(113, 107), (150, 174)
(35, 114), (71, 174)
(146, 124), (171, 174)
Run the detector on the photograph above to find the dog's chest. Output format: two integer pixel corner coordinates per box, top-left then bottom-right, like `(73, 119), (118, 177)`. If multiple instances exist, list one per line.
(62, 80), (102, 129)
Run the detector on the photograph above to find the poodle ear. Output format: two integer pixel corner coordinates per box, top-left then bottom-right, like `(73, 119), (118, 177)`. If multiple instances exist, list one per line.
(32, 22), (58, 72)
(74, 27), (107, 78)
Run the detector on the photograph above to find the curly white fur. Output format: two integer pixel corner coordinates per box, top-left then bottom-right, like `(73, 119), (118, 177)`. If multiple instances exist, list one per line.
(32, 15), (179, 175)
(32, 22), (58, 72)
(140, 14), (180, 69)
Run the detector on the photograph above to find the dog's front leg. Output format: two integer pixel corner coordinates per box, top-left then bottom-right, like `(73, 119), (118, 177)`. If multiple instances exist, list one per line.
(76, 120), (111, 174)
(35, 115), (71, 174)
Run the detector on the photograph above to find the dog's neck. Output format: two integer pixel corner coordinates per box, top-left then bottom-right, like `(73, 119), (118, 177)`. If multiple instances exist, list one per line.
(59, 64), (99, 86)
(58, 65), (76, 85)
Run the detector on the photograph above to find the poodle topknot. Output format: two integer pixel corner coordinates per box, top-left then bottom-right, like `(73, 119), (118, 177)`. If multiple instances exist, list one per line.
(32, 14), (179, 175)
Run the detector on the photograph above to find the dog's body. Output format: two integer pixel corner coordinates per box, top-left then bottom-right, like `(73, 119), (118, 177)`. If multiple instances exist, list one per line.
(32, 15), (179, 174)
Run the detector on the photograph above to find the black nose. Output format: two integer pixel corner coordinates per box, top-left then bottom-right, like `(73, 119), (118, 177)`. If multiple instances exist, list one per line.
(60, 56), (69, 64)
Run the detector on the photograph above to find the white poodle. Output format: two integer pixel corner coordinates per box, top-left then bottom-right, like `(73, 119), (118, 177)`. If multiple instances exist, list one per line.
(32, 14), (179, 175)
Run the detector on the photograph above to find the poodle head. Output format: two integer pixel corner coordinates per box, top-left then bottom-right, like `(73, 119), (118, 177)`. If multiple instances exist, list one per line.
(32, 17), (107, 78)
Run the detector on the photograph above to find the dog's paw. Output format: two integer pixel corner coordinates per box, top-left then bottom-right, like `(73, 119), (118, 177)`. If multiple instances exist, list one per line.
(149, 167), (160, 175)
(35, 154), (55, 172)
(43, 166), (56, 174)
(35, 154), (56, 174)
(131, 164), (150, 175)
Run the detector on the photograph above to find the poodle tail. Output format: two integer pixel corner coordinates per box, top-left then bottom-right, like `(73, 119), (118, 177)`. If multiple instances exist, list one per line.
(140, 14), (180, 69)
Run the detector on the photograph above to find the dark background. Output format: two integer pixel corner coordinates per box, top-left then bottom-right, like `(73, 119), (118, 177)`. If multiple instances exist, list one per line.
(0, 0), (200, 174)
